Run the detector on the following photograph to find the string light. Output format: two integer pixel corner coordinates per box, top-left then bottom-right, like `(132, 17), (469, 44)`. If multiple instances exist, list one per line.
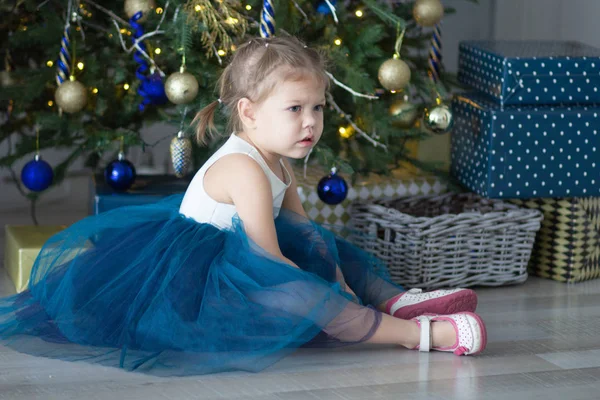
(92, 88), (99, 94)
(355, 10), (363, 17)
(154, 48), (161, 55)
(47, 100), (54, 107)
(217, 49), (226, 56)
(123, 83), (130, 90)
(77, 62), (84, 70)
(334, 38), (342, 46)
(156, 7), (163, 14)
(339, 126), (353, 139)
(195, 5), (202, 12)
(246, 5), (252, 10)
(46, 61), (54, 67)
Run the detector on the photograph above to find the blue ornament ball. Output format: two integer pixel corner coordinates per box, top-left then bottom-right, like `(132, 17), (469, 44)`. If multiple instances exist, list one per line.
(316, 0), (337, 14)
(317, 169), (348, 205)
(104, 157), (136, 191)
(21, 156), (54, 192)
(141, 72), (168, 105)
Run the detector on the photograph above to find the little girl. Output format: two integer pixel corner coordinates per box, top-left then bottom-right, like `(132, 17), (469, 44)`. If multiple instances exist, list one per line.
(0, 36), (486, 376)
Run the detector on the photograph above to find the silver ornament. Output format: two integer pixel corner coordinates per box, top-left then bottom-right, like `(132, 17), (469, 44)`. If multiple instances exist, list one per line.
(165, 70), (199, 105)
(423, 104), (454, 134)
(54, 79), (88, 114)
(170, 131), (192, 178)
(413, 0), (444, 27)
(378, 58), (411, 91)
(124, 0), (156, 23)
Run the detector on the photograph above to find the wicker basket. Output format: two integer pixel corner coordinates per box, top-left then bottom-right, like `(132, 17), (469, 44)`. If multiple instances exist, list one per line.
(510, 198), (600, 283)
(349, 193), (543, 289)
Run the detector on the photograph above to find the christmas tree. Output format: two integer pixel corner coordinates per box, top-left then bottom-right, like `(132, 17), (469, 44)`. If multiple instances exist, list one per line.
(1, 0), (473, 218)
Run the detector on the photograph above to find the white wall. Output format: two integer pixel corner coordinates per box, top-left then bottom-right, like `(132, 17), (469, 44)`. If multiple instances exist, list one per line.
(493, 0), (600, 48)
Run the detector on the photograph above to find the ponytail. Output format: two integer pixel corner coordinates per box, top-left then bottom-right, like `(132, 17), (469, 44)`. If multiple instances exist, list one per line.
(193, 100), (221, 145)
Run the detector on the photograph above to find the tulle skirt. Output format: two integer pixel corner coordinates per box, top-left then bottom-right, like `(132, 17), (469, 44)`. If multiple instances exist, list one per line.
(0, 195), (403, 376)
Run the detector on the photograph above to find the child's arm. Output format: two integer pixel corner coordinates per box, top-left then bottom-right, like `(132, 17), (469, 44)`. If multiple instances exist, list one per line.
(222, 155), (301, 269)
(280, 159), (357, 298)
(281, 158), (309, 218)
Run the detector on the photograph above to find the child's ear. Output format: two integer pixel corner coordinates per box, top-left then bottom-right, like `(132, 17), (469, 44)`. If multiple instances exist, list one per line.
(238, 98), (257, 130)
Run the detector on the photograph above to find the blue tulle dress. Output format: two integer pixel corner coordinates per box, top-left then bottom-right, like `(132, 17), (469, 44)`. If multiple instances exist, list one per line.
(0, 136), (404, 376)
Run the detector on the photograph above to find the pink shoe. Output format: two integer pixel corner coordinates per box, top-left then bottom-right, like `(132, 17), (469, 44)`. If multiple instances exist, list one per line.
(412, 312), (487, 356)
(385, 288), (477, 320)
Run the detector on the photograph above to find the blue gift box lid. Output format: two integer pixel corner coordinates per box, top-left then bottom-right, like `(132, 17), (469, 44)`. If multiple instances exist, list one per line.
(89, 174), (192, 215)
(458, 40), (600, 106)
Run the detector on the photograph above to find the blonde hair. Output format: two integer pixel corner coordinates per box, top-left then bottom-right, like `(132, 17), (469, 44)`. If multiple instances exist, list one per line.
(193, 36), (329, 145)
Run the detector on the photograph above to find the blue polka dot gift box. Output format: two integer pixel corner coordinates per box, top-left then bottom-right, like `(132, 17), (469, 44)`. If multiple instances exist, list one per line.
(458, 40), (600, 106)
(450, 93), (600, 199)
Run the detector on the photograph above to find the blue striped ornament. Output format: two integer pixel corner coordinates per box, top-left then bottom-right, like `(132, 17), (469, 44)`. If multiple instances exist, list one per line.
(55, 23), (71, 86)
(428, 24), (442, 83)
(260, 0), (275, 38)
(170, 131), (192, 178)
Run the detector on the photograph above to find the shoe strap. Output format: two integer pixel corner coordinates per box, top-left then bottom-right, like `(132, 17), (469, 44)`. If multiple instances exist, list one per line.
(416, 316), (432, 352)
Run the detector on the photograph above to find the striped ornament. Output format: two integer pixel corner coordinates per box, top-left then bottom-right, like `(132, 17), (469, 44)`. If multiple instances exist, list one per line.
(170, 131), (192, 178)
(260, 0), (275, 38)
(428, 24), (442, 83)
(56, 23), (71, 86)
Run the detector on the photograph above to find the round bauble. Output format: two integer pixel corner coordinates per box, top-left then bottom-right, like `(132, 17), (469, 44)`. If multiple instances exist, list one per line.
(55, 79), (88, 113)
(378, 58), (411, 91)
(21, 155), (54, 192)
(423, 104), (454, 134)
(317, 169), (348, 205)
(413, 0), (444, 27)
(124, 0), (156, 23)
(104, 154), (136, 191)
(164, 71), (199, 105)
(389, 98), (419, 128)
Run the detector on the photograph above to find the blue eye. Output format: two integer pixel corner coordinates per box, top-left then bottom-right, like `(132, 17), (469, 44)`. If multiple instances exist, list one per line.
(315, 104), (324, 112)
(289, 106), (301, 112)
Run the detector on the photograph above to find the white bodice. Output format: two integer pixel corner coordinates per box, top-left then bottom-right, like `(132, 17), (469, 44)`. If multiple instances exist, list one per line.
(179, 134), (291, 229)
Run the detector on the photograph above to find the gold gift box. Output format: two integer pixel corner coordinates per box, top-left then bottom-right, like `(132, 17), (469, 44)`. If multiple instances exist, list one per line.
(4, 225), (66, 293)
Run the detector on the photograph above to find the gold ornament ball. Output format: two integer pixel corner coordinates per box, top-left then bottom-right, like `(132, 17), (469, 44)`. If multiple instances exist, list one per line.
(165, 71), (199, 105)
(124, 0), (156, 23)
(378, 58), (411, 91)
(55, 80), (88, 114)
(413, 0), (444, 27)
(389, 99), (419, 128)
(423, 104), (454, 134)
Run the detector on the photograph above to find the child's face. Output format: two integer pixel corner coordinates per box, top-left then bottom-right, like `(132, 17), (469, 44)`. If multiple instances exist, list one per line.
(250, 74), (326, 159)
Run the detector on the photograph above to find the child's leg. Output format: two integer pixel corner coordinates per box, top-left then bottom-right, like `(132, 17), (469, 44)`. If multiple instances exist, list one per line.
(248, 279), (454, 348)
(333, 239), (477, 318)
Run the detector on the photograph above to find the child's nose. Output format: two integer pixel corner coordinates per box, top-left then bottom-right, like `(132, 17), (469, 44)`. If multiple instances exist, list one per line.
(303, 110), (318, 128)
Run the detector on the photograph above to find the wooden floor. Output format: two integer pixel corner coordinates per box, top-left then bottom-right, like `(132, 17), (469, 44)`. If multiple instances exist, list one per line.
(1, 192), (600, 399)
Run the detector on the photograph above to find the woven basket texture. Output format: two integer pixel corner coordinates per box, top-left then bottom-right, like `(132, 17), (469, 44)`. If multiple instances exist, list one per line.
(349, 193), (543, 289)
